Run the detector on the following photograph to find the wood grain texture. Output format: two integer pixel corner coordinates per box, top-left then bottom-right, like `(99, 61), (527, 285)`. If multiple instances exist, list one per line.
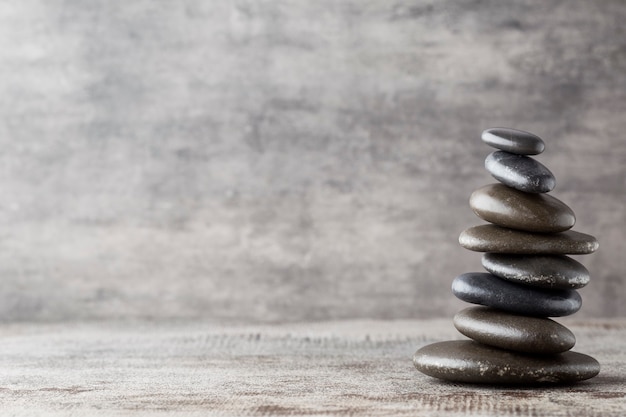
(0, 1), (624, 322)
(0, 319), (624, 416)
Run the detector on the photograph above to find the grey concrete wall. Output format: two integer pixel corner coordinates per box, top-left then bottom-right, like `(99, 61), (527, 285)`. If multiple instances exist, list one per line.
(0, 0), (624, 322)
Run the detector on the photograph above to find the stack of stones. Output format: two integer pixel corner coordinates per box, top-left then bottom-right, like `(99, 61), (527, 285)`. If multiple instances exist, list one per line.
(414, 128), (601, 384)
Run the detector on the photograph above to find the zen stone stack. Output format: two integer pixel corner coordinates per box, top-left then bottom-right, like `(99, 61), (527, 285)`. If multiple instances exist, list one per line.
(414, 128), (601, 385)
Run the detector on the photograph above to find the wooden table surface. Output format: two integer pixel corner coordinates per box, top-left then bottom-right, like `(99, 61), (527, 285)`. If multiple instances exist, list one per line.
(0, 319), (624, 416)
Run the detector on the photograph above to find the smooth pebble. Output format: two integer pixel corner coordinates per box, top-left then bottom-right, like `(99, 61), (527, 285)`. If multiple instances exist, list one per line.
(470, 183), (575, 233)
(481, 127), (545, 155)
(485, 151), (555, 193)
(452, 272), (582, 317)
(482, 253), (590, 289)
(454, 306), (576, 354)
(459, 225), (599, 254)
(414, 340), (600, 384)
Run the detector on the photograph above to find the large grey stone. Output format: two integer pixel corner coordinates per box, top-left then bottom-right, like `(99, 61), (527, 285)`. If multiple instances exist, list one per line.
(459, 225), (599, 254)
(452, 272), (581, 317)
(453, 307), (576, 354)
(485, 151), (556, 193)
(482, 253), (590, 289)
(470, 183), (575, 233)
(413, 340), (600, 385)
(481, 127), (545, 155)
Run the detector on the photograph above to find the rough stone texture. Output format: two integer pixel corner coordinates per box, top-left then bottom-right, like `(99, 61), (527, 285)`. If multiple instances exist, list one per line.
(485, 151), (555, 193)
(0, 1), (625, 322)
(481, 128), (546, 155)
(460, 225), (599, 254)
(482, 253), (590, 289)
(0, 319), (624, 416)
(453, 306), (576, 353)
(452, 272), (581, 317)
(470, 183), (575, 232)
(414, 340), (599, 385)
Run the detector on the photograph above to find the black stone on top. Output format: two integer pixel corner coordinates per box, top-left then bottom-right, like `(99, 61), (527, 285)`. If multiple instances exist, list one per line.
(481, 127), (545, 155)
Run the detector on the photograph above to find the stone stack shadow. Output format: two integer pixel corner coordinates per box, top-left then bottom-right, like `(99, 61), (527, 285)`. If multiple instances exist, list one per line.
(414, 128), (600, 385)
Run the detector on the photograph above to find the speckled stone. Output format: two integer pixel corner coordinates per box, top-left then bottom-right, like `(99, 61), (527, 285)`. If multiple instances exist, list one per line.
(482, 253), (590, 289)
(485, 151), (555, 193)
(481, 127), (545, 155)
(470, 184), (575, 233)
(453, 307), (576, 354)
(452, 272), (581, 317)
(413, 340), (600, 385)
(459, 225), (599, 255)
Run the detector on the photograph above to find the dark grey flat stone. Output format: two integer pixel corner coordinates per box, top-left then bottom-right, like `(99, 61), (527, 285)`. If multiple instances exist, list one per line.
(452, 272), (581, 316)
(482, 253), (590, 289)
(453, 307), (575, 354)
(459, 225), (599, 254)
(485, 151), (555, 193)
(470, 183), (575, 233)
(481, 127), (545, 155)
(414, 340), (599, 385)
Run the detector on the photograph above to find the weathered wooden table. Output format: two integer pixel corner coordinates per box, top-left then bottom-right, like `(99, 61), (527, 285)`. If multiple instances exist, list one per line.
(1, 319), (624, 416)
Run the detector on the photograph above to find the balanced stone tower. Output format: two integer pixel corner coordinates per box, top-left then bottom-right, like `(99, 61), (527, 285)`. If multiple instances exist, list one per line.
(414, 128), (600, 384)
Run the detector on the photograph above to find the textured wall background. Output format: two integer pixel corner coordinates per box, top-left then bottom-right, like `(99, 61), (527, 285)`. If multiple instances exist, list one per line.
(0, 0), (624, 322)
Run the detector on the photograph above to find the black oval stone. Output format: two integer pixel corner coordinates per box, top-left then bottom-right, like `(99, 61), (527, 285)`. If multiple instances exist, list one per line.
(453, 307), (576, 354)
(451, 272), (582, 317)
(414, 340), (600, 385)
(470, 184), (575, 233)
(459, 225), (599, 255)
(482, 253), (590, 289)
(485, 151), (555, 193)
(481, 127), (545, 155)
